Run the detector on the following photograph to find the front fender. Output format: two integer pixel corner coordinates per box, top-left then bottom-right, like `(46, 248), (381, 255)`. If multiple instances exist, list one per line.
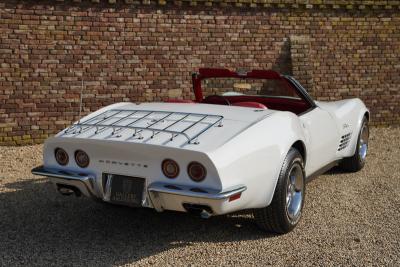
(349, 100), (370, 156)
(317, 98), (369, 158)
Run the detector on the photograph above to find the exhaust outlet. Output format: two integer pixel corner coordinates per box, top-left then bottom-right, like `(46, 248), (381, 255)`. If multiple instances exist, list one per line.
(200, 209), (212, 219)
(182, 203), (213, 219)
(57, 184), (82, 197)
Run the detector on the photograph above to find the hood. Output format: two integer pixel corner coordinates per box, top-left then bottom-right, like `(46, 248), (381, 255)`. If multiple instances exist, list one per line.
(55, 102), (275, 152)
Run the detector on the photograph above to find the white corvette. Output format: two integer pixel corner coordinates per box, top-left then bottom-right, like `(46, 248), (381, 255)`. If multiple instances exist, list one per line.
(32, 68), (369, 234)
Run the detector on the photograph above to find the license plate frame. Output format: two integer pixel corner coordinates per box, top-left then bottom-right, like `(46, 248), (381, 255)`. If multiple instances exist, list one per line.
(103, 173), (145, 207)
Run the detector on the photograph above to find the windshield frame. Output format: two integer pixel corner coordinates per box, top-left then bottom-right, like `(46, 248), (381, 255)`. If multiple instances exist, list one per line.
(192, 68), (316, 109)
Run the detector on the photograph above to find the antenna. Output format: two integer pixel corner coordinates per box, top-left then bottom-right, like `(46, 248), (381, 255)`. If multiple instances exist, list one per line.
(78, 79), (84, 123)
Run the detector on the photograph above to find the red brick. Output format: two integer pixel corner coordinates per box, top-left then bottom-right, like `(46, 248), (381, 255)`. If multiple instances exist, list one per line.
(0, 1), (399, 145)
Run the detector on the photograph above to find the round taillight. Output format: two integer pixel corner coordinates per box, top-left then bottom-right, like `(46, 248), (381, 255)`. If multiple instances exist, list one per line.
(162, 159), (179, 179)
(75, 150), (90, 168)
(187, 162), (207, 182)
(55, 148), (69, 166)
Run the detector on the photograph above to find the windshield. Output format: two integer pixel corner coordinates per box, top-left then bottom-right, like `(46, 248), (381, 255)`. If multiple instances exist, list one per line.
(202, 78), (302, 100)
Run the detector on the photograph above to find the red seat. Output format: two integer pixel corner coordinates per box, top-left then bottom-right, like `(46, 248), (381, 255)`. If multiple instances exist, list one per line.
(232, 101), (268, 109)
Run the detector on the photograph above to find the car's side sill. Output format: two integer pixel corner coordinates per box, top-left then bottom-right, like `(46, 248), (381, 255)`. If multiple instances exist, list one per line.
(305, 160), (340, 183)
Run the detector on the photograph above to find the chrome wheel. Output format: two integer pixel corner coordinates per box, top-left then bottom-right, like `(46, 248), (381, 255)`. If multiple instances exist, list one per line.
(358, 123), (369, 162)
(286, 164), (304, 222)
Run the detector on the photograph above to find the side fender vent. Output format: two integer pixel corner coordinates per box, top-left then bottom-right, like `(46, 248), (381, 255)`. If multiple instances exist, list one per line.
(338, 133), (352, 151)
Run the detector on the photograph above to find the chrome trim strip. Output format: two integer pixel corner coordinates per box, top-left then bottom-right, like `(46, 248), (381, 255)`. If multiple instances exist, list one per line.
(305, 160), (340, 183)
(31, 165), (97, 197)
(103, 173), (113, 201)
(148, 183), (247, 200)
(283, 75), (317, 108)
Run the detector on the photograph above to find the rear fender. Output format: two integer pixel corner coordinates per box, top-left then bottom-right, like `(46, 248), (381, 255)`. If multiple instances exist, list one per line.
(208, 111), (307, 209)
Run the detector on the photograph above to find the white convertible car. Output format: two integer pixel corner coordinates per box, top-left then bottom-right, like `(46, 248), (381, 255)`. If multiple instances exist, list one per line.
(32, 68), (369, 234)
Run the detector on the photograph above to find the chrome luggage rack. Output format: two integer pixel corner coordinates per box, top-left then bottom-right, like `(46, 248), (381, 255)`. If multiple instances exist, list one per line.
(64, 109), (224, 145)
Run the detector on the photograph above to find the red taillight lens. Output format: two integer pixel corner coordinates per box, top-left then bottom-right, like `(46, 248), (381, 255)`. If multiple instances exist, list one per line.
(55, 148), (69, 166)
(162, 159), (179, 179)
(187, 162), (207, 182)
(75, 150), (90, 168)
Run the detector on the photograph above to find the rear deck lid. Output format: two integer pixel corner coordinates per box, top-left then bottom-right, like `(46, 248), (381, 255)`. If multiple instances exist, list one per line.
(57, 102), (274, 152)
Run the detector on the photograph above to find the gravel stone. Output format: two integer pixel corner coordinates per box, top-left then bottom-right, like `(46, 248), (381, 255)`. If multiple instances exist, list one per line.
(0, 127), (399, 266)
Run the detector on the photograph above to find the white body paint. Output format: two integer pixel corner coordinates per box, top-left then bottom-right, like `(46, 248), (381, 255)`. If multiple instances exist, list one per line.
(36, 98), (369, 215)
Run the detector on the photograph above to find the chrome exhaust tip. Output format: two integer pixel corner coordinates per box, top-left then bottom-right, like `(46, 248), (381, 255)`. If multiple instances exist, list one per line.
(57, 184), (81, 197)
(200, 209), (212, 219)
(182, 203), (213, 219)
(58, 187), (74, 196)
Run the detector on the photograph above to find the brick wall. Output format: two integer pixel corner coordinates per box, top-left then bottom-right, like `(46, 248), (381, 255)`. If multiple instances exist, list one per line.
(0, 0), (399, 145)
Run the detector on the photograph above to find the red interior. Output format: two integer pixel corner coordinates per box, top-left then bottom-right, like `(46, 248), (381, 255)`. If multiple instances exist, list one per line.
(231, 101), (268, 109)
(164, 68), (312, 115)
(164, 96), (309, 114)
(201, 96), (309, 115)
(229, 96), (309, 114)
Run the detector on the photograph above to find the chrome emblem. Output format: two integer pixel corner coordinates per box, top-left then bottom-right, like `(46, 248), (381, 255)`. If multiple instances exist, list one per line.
(98, 159), (148, 168)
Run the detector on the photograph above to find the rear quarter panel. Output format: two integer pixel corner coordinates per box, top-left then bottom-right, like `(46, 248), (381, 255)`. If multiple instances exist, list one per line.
(208, 111), (307, 209)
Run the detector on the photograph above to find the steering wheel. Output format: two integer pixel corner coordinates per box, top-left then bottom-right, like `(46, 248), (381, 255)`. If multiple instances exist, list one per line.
(203, 95), (231, 106)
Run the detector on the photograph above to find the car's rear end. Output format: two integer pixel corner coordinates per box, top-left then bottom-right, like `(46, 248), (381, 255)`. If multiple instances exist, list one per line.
(33, 137), (248, 217)
(32, 102), (271, 217)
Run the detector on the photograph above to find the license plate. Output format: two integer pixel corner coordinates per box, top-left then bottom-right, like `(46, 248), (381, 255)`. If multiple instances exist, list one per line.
(103, 173), (145, 207)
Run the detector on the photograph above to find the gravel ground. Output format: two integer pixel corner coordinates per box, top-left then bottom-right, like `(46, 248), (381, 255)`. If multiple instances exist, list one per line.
(0, 127), (399, 266)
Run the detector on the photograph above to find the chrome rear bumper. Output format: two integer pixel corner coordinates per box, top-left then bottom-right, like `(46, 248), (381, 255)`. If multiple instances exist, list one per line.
(32, 165), (248, 216)
(148, 182), (246, 200)
(148, 182), (247, 214)
(31, 165), (98, 198)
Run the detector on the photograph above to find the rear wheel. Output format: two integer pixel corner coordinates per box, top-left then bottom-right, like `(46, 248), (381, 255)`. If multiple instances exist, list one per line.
(253, 148), (305, 234)
(340, 117), (369, 172)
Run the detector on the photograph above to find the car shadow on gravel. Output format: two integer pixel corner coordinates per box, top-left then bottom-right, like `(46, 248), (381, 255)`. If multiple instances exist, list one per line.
(0, 178), (274, 266)
(324, 166), (347, 175)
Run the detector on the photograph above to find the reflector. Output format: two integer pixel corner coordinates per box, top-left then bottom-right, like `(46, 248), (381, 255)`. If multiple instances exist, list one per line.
(228, 192), (242, 202)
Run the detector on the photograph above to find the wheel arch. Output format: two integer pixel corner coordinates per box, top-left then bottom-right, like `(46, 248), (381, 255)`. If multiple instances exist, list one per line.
(364, 111), (370, 122)
(349, 106), (370, 156)
(291, 140), (306, 167)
